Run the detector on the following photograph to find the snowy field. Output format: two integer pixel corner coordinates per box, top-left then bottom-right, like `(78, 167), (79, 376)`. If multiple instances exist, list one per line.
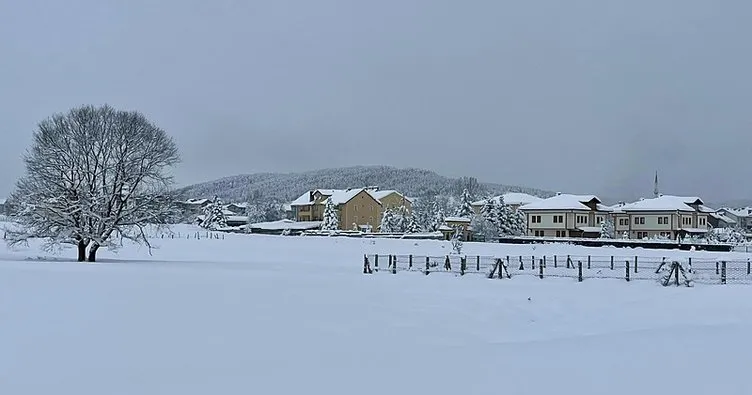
(2, 224), (752, 394)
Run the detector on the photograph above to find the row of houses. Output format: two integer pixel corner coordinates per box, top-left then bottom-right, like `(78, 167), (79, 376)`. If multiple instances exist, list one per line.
(179, 186), (745, 241)
(520, 193), (738, 240)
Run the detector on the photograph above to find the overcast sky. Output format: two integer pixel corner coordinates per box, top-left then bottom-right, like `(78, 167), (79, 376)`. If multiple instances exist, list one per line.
(1, 0), (750, 202)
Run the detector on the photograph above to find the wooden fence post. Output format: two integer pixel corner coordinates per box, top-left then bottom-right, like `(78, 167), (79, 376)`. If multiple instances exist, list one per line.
(688, 257), (692, 273)
(626, 260), (631, 282)
(539, 259), (544, 279)
(363, 255), (369, 274)
(748, 258), (750, 275)
(578, 260), (583, 282)
(409, 254), (413, 270)
(610, 256), (614, 270)
(721, 261), (727, 284)
(499, 258), (505, 279)
(375, 255), (379, 272)
(459, 256), (466, 276)
(519, 256), (524, 270)
(476, 255), (481, 272)
(445, 256), (451, 271)
(587, 255), (591, 269)
(543, 256), (547, 268)
(634, 256), (638, 273)
(554, 255), (558, 268)
(425, 257), (430, 275)
(392, 255), (397, 274)
(567, 255), (572, 269)
(531, 256), (535, 270)
(716, 261), (720, 275)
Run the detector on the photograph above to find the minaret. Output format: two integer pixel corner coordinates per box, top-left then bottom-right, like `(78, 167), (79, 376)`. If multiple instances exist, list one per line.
(653, 171), (660, 198)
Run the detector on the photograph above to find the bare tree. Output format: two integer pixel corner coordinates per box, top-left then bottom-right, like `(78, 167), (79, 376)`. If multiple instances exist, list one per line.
(8, 104), (180, 262)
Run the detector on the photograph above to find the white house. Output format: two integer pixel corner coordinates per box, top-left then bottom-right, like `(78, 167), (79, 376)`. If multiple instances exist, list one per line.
(612, 195), (714, 240)
(521, 193), (611, 238)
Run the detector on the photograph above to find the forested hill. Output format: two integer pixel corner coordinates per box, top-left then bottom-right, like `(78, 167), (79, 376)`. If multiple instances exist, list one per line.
(176, 166), (555, 203)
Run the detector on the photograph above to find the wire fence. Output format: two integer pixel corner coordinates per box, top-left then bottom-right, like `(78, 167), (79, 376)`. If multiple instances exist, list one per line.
(362, 253), (752, 286)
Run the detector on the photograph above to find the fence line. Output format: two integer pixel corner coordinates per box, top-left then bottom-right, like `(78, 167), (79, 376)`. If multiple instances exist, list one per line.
(362, 253), (752, 286)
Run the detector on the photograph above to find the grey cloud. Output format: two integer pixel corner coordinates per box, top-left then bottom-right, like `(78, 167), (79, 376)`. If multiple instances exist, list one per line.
(1, 0), (750, 203)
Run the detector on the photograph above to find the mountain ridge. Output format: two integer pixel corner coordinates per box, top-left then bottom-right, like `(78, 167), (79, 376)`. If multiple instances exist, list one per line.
(176, 165), (556, 204)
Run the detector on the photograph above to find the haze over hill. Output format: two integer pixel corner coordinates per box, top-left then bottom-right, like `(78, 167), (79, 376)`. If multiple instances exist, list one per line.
(177, 166), (555, 204)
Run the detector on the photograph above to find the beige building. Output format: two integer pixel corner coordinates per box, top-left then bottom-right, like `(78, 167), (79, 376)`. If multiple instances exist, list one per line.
(471, 192), (544, 214)
(521, 193), (611, 238)
(440, 216), (473, 241)
(612, 195), (713, 240)
(289, 188), (411, 231)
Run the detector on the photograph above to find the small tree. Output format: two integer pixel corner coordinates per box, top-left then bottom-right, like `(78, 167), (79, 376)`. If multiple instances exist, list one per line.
(431, 200), (445, 232)
(600, 216), (615, 239)
(244, 203), (266, 233)
(451, 227), (464, 254)
(202, 196), (227, 230)
(405, 214), (421, 233)
(321, 199), (339, 231)
(8, 104), (180, 262)
(455, 188), (474, 218)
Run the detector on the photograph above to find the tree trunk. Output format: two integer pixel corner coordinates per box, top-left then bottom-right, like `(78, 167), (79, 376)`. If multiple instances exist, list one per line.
(87, 243), (100, 263)
(77, 240), (87, 262)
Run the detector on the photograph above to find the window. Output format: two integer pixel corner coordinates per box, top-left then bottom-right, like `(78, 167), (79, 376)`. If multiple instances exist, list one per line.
(553, 215), (564, 223)
(637, 231), (648, 239)
(531, 215), (541, 224)
(556, 230), (566, 237)
(534, 230), (545, 237)
(699, 217), (706, 226)
(639, 217), (645, 224)
(577, 215), (587, 224)
(682, 217), (692, 225)
(619, 218), (628, 226)
(597, 216), (603, 224)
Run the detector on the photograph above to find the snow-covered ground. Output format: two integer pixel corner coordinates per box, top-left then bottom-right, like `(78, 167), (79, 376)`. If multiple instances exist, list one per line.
(1, 224), (751, 394)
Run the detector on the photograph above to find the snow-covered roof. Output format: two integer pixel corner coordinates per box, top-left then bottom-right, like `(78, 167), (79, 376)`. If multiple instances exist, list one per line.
(682, 227), (709, 233)
(444, 216), (472, 223)
(0, 198), (6, 205)
(290, 188), (403, 207)
(620, 195), (706, 213)
(249, 219), (322, 231)
(578, 226), (602, 233)
(226, 215), (249, 224)
(710, 212), (737, 224)
(521, 194), (609, 211)
(369, 190), (412, 203)
(722, 207), (752, 218)
(471, 192), (544, 207)
(226, 202), (248, 209)
(183, 198), (209, 205)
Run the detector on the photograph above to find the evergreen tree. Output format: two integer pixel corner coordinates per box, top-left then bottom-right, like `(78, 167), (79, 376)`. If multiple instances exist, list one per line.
(431, 200), (445, 231)
(455, 188), (474, 218)
(321, 198), (339, 231)
(600, 216), (615, 239)
(480, 197), (499, 227)
(380, 207), (396, 232)
(201, 196), (227, 230)
(405, 214), (421, 233)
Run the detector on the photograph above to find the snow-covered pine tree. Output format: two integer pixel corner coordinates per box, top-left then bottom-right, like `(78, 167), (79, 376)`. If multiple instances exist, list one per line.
(380, 207), (395, 233)
(431, 200), (445, 232)
(202, 196), (227, 230)
(405, 213), (421, 233)
(391, 205), (409, 233)
(480, 197), (498, 227)
(455, 188), (474, 218)
(600, 216), (615, 239)
(511, 209), (527, 236)
(321, 198), (339, 231)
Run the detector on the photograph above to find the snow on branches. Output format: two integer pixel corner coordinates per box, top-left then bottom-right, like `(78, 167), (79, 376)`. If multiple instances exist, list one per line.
(8, 105), (180, 262)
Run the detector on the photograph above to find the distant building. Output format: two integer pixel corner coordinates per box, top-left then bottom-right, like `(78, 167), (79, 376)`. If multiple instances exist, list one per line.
(521, 193), (611, 238)
(612, 195), (714, 240)
(290, 188), (410, 231)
